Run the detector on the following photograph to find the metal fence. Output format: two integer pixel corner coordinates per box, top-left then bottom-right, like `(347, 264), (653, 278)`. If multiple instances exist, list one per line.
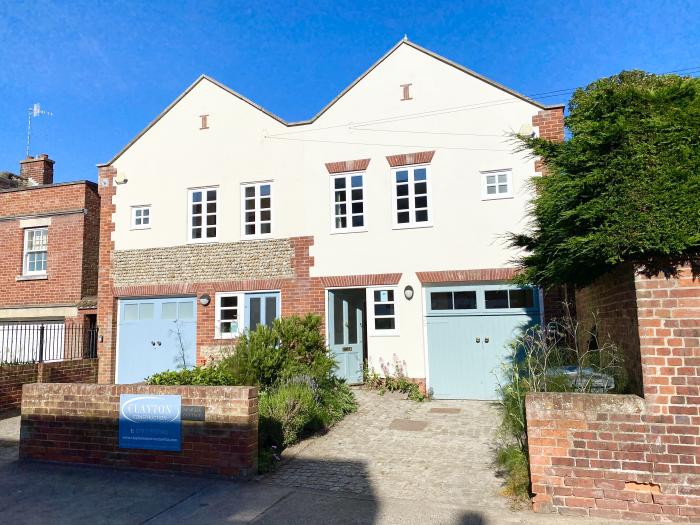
(0, 322), (98, 364)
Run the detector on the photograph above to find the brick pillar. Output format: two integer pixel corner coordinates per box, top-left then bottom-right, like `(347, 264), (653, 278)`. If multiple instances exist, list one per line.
(635, 265), (700, 415)
(19, 154), (54, 185)
(96, 165), (117, 383)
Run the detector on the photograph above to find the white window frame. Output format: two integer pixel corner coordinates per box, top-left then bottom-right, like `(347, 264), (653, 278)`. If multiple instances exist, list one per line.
(188, 186), (218, 243)
(366, 286), (399, 336)
(214, 292), (244, 339)
(240, 181), (273, 239)
(329, 172), (366, 233)
(22, 227), (48, 275)
(481, 169), (513, 200)
(130, 205), (151, 230)
(391, 164), (433, 229)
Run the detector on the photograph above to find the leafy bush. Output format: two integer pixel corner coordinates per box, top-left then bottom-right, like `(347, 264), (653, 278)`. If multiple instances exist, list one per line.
(146, 365), (236, 385)
(146, 314), (357, 473)
(496, 312), (625, 500)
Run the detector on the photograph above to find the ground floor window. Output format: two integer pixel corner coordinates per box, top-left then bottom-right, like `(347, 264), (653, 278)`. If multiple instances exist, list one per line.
(368, 287), (398, 335)
(215, 291), (280, 339)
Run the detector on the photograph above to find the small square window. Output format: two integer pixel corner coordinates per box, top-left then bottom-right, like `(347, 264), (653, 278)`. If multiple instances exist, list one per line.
(482, 170), (513, 200)
(131, 206), (151, 229)
(216, 293), (242, 338)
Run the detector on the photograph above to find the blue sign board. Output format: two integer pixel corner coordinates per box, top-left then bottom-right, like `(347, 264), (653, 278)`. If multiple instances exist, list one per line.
(119, 394), (181, 451)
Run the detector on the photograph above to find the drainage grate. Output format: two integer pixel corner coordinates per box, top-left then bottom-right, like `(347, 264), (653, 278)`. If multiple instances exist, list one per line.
(428, 408), (461, 414)
(389, 419), (428, 431)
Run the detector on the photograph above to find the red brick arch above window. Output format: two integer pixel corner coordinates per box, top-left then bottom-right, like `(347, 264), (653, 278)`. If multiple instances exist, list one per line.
(320, 273), (402, 288)
(324, 158), (371, 174)
(416, 267), (518, 284)
(385, 150), (435, 167)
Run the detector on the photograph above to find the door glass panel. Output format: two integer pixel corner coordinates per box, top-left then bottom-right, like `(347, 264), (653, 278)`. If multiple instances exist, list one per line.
(454, 291), (477, 309)
(123, 304), (139, 321)
(139, 303), (154, 320)
(249, 298), (261, 332)
(348, 302), (358, 344)
(509, 289), (534, 308)
(264, 297), (277, 328)
(484, 290), (508, 309)
(333, 294), (344, 345)
(178, 301), (194, 320)
(162, 302), (177, 320)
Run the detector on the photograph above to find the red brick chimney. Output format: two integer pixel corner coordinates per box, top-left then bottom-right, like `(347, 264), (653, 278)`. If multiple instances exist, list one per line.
(20, 154), (54, 185)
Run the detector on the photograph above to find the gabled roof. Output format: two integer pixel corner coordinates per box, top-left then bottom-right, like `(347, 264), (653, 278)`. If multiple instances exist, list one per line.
(100, 38), (564, 167)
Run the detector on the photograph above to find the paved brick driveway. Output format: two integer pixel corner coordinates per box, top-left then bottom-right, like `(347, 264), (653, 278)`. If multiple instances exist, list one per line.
(264, 389), (509, 506)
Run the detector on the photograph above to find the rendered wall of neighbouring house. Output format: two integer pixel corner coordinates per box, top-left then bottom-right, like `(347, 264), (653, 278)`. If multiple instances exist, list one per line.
(528, 265), (700, 522)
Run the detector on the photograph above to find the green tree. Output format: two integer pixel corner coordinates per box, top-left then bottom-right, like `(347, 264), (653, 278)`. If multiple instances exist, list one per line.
(510, 71), (700, 288)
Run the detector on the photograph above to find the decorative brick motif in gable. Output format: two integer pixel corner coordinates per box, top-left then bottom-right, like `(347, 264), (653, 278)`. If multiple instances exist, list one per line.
(324, 158), (370, 174)
(385, 150), (435, 167)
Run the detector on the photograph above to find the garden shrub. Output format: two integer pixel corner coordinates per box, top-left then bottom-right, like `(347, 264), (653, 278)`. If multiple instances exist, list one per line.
(146, 314), (357, 472)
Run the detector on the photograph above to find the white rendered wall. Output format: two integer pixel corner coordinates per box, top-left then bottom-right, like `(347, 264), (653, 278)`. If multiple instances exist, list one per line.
(109, 42), (550, 380)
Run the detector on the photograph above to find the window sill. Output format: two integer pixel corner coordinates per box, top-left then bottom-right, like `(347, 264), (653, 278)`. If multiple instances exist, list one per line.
(391, 223), (433, 231)
(482, 195), (514, 201)
(16, 274), (48, 281)
(187, 239), (219, 245)
(330, 228), (368, 235)
(368, 331), (400, 337)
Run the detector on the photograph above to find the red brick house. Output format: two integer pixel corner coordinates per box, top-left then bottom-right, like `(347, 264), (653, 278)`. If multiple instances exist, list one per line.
(0, 154), (100, 361)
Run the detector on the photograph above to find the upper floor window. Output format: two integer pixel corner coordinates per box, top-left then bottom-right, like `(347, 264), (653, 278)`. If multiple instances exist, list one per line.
(482, 169), (513, 200)
(189, 187), (217, 242)
(392, 165), (431, 228)
(331, 173), (365, 232)
(241, 182), (272, 238)
(23, 227), (48, 275)
(131, 206), (151, 229)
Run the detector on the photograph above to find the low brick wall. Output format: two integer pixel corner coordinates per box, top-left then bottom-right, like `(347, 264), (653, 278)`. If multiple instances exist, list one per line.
(526, 392), (700, 521)
(528, 265), (700, 522)
(39, 358), (98, 384)
(19, 383), (258, 478)
(0, 358), (98, 413)
(0, 363), (38, 414)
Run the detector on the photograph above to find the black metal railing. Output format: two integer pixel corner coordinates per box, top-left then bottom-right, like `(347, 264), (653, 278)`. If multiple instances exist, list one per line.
(0, 322), (98, 364)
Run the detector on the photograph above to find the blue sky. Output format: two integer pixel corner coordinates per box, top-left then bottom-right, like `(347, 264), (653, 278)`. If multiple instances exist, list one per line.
(0, 0), (698, 183)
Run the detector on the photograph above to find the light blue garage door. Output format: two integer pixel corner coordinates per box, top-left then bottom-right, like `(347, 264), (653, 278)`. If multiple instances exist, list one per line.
(117, 297), (197, 384)
(426, 285), (540, 400)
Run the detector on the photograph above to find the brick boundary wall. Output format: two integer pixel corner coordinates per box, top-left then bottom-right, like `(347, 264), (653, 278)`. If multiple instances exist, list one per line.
(527, 264), (700, 522)
(0, 358), (98, 413)
(0, 363), (38, 414)
(19, 383), (258, 478)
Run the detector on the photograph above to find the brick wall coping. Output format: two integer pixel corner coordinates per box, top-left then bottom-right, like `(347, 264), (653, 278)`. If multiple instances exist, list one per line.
(526, 392), (645, 417)
(22, 382), (257, 401)
(0, 208), (86, 222)
(0, 180), (97, 195)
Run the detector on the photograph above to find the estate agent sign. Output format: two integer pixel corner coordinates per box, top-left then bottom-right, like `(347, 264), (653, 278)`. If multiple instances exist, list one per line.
(119, 394), (182, 451)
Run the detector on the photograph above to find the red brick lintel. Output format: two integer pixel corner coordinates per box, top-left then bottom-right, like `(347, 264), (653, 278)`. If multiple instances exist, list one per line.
(320, 273), (401, 288)
(325, 158), (371, 174)
(386, 151), (435, 168)
(416, 267), (519, 284)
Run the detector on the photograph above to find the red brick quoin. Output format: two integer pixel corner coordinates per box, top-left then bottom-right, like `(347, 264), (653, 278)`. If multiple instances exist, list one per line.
(527, 264), (700, 522)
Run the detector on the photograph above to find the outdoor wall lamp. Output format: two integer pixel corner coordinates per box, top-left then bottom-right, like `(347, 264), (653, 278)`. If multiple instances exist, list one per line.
(199, 294), (211, 307)
(404, 285), (414, 301)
